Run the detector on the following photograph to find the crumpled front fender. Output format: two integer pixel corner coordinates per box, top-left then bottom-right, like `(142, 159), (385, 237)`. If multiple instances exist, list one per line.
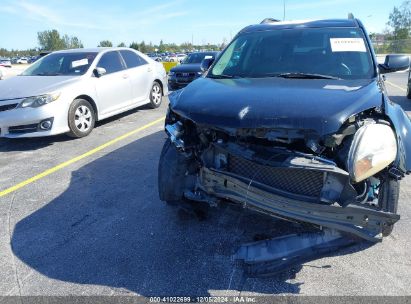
(384, 98), (411, 173)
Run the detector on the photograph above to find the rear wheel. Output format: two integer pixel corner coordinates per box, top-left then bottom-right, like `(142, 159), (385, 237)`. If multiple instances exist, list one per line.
(67, 99), (95, 138)
(378, 178), (399, 236)
(407, 83), (411, 99)
(148, 81), (163, 109)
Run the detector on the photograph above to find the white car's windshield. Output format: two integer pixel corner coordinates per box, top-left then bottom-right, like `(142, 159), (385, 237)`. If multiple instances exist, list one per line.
(210, 27), (375, 80)
(21, 52), (98, 76)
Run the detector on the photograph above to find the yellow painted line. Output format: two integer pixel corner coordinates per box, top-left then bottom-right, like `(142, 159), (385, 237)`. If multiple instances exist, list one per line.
(386, 80), (406, 92)
(0, 117), (165, 198)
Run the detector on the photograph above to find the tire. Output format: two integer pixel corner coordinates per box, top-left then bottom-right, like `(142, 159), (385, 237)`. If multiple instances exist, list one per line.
(378, 178), (400, 236)
(407, 83), (411, 99)
(148, 81), (163, 109)
(158, 139), (193, 204)
(67, 99), (96, 138)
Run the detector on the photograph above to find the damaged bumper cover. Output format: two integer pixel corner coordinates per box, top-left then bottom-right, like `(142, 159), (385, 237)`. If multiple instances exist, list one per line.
(198, 167), (399, 242)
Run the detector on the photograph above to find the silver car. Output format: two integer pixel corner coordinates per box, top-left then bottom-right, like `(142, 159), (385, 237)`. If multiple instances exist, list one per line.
(0, 47), (168, 138)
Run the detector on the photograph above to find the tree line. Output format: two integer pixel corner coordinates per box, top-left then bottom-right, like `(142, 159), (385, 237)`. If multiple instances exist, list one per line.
(0, 30), (223, 58)
(370, 1), (411, 53)
(2, 1), (410, 58)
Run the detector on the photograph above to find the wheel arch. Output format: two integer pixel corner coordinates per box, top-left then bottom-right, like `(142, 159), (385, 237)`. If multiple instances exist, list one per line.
(153, 79), (164, 96)
(73, 95), (99, 120)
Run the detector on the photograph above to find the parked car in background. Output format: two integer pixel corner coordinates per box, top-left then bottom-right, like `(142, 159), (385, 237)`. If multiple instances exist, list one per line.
(30, 51), (53, 63)
(0, 47), (167, 138)
(168, 51), (219, 90)
(166, 54), (178, 62)
(176, 53), (187, 62)
(16, 57), (29, 64)
(0, 58), (12, 68)
(148, 54), (163, 62)
(159, 18), (411, 242)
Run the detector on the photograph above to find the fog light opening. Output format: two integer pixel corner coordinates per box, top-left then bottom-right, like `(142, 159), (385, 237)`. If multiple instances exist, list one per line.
(39, 119), (53, 130)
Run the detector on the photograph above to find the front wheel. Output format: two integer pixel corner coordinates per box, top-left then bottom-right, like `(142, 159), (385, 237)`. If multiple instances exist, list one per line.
(67, 99), (95, 138)
(148, 81), (163, 109)
(378, 178), (400, 236)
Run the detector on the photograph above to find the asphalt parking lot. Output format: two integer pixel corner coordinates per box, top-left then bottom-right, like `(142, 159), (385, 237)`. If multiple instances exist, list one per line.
(0, 72), (410, 297)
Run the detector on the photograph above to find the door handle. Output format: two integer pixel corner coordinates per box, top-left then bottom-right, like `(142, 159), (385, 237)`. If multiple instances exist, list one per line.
(123, 74), (129, 79)
(147, 68), (152, 72)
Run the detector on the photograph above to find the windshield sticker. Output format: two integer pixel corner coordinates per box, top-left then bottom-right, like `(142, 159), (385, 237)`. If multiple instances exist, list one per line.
(330, 38), (366, 52)
(71, 58), (89, 68)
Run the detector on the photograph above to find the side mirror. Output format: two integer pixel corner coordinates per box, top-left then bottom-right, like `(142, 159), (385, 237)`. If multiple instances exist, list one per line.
(379, 54), (410, 74)
(200, 58), (215, 72)
(94, 67), (107, 77)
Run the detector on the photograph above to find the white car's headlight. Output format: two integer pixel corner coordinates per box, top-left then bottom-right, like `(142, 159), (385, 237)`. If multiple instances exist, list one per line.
(347, 123), (397, 183)
(19, 92), (61, 108)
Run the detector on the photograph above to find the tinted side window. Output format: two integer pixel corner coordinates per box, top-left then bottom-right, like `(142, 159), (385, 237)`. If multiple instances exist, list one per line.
(97, 51), (124, 74)
(120, 50), (147, 69)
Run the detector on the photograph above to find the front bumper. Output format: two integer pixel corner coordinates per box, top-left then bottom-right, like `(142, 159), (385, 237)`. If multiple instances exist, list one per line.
(198, 167), (399, 242)
(168, 74), (200, 89)
(0, 99), (70, 138)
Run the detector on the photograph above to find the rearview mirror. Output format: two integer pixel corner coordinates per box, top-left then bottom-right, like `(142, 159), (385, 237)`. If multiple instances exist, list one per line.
(379, 55), (410, 74)
(94, 67), (107, 77)
(200, 58), (215, 72)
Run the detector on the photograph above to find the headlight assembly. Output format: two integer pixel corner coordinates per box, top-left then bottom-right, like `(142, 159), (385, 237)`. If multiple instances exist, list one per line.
(19, 92), (61, 108)
(168, 71), (175, 76)
(347, 123), (397, 183)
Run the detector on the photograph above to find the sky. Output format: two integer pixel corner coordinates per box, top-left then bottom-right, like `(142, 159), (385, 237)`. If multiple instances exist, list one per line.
(0, 0), (405, 50)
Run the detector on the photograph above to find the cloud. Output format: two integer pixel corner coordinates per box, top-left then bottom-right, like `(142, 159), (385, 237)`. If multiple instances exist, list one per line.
(3, 0), (188, 31)
(0, 5), (18, 14)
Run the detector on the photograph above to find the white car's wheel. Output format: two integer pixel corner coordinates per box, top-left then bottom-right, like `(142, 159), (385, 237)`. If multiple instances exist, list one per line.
(67, 99), (95, 138)
(148, 81), (163, 109)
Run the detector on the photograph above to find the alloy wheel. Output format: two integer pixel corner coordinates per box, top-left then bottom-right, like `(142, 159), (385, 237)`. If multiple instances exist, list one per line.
(152, 84), (162, 105)
(74, 105), (92, 132)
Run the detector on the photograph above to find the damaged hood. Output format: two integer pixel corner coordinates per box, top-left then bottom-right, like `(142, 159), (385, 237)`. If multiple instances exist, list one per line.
(169, 77), (383, 136)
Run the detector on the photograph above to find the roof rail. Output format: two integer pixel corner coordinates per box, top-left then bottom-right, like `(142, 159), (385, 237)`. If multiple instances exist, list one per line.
(260, 18), (281, 24)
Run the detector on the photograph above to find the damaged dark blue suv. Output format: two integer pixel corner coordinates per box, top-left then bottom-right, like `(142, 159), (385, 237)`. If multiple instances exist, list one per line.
(158, 18), (411, 242)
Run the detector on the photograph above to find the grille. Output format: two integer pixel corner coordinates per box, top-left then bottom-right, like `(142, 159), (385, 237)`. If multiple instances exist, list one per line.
(176, 72), (196, 82)
(228, 154), (324, 198)
(176, 72), (196, 77)
(0, 103), (18, 112)
(9, 123), (38, 134)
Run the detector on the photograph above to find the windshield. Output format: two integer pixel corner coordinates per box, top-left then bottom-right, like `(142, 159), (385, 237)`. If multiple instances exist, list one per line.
(183, 53), (216, 64)
(21, 52), (97, 76)
(210, 28), (375, 80)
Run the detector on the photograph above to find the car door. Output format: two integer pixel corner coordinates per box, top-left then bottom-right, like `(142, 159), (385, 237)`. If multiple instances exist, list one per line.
(93, 51), (133, 117)
(119, 50), (152, 103)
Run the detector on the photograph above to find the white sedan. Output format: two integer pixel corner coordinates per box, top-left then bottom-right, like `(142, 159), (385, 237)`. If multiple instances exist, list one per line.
(0, 47), (168, 138)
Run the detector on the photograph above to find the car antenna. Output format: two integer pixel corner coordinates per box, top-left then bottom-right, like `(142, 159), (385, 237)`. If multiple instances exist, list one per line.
(348, 13), (354, 19)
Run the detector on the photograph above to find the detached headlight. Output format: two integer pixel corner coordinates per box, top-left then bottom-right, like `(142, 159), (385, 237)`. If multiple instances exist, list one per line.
(19, 92), (61, 108)
(348, 124), (397, 183)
